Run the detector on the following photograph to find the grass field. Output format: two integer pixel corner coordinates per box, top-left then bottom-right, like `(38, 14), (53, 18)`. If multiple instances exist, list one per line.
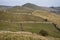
(0, 21), (60, 37)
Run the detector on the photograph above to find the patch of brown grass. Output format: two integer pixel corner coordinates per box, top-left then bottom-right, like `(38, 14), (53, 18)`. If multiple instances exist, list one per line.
(0, 31), (48, 40)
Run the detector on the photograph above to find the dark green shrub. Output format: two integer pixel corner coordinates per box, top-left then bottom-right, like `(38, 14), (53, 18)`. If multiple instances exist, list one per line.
(39, 30), (48, 36)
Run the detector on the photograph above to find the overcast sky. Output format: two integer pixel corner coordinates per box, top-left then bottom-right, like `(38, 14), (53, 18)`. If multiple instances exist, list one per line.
(0, 0), (60, 7)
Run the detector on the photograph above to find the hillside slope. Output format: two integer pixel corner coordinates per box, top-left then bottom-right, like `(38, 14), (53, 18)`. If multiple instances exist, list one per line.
(0, 3), (60, 39)
(0, 11), (60, 37)
(7, 6), (34, 13)
(0, 11), (45, 22)
(32, 10), (60, 27)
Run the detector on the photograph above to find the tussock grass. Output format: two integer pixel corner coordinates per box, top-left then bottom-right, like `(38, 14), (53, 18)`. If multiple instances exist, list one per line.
(0, 31), (60, 40)
(0, 31), (48, 40)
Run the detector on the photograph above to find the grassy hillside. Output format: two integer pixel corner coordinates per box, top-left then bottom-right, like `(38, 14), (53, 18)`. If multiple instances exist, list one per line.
(32, 10), (60, 28)
(7, 6), (34, 13)
(0, 10), (47, 22)
(0, 11), (45, 22)
(0, 4), (60, 40)
(0, 21), (60, 37)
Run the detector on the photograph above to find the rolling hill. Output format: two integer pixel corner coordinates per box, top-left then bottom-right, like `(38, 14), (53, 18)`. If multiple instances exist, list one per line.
(0, 5), (12, 10)
(22, 3), (60, 15)
(0, 10), (60, 38)
(0, 3), (60, 40)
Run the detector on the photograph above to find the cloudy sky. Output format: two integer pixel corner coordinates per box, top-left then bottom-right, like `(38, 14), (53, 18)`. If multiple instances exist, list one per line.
(0, 0), (60, 7)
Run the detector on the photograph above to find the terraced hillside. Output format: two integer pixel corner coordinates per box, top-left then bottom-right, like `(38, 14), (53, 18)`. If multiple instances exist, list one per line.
(0, 11), (60, 38)
(0, 21), (60, 38)
(22, 3), (60, 28)
(32, 10), (60, 28)
(0, 3), (60, 40)
(0, 11), (45, 22)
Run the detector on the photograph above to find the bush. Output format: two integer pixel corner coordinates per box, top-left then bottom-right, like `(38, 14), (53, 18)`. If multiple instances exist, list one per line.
(44, 19), (48, 22)
(39, 30), (48, 36)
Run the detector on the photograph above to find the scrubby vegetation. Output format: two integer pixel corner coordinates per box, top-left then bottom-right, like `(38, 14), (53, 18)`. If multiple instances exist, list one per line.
(39, 30), (48, 36)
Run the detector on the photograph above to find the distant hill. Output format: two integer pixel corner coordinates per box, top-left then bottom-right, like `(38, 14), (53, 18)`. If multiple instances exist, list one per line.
(0, 3), (60, 14)
(22, 3), (46, 11)
(50, 7), (60, 14)
(22, 3), (60, 15)
(51, 7), (60, 10)
(0, 5), (12, 10)
(22, 3), (54, 11)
